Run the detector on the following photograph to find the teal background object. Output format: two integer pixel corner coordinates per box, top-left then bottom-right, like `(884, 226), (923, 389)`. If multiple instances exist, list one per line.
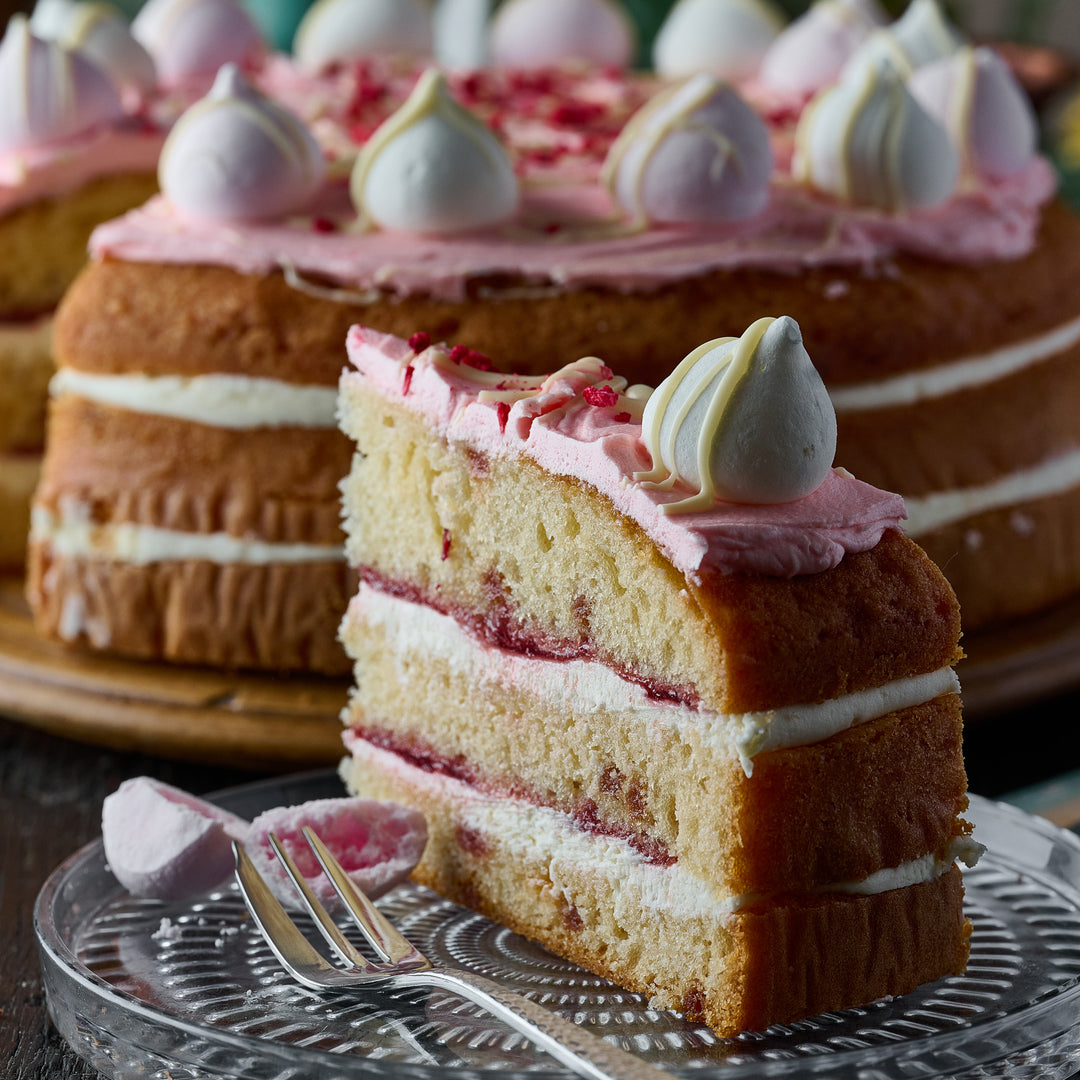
(241, 0), (314, 50)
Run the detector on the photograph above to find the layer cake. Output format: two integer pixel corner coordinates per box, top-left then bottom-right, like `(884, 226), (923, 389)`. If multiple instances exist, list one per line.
(336, 319), (976, 1035)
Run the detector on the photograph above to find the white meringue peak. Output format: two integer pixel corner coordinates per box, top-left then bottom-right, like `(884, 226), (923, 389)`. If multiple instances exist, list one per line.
(0, 15), (124, 154)
(759, 0), (886, 96)
(433, 0), (492, 70)
(350, 68), (519, 234)
(652, 0), (786, 83)
(843, 0), (964, 80)
(158, 63), (324, 222)
(132, 0), (264, 88)
(908, 45), (1037, 182)
(794, 59), (959, 211)
(31, 1), (157, 97)
(637, 315), (837, 510)
(603, 73), (773, 225)
(293, 0), (434, 74)
(489, 0), (635, 70)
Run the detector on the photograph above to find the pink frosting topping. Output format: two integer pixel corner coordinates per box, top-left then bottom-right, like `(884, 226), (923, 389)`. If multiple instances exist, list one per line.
(90, 154), (1056, 300)
(343, 326), (906, 579)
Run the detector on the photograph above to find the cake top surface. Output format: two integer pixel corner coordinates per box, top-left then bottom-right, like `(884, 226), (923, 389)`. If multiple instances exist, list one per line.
(342, 325), (906, 580)
(91, 147), (1054, 301)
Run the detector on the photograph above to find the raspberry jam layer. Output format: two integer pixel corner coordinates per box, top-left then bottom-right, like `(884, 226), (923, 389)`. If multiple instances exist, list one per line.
(347, 724), (675, 867)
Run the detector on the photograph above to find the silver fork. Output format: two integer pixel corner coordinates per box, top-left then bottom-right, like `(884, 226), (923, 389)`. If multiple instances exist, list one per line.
(233, 828), (674, 1080)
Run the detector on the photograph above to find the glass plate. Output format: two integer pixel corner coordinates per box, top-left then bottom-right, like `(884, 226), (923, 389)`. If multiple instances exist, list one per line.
(35, 772), (1080, 1080)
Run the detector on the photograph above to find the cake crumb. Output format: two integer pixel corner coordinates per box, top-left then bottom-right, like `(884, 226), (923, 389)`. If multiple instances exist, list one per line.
(152, 918), (183, 943)
(823, 280), (850, 299)
(964, 529), (984, 551)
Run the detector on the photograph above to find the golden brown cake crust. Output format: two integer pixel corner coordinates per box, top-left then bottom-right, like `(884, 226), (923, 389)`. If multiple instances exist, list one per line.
(0, 174), (159, 317)
(917, 486), (1080, 628)
(37, 398), (350, 544)
(698, 529), (963, 710)
(56, 200), (1080, 388)
(0, 452), (39, 570)
(836, 340), (1080, 497)
(27, 545), (354, 674)
(0, 315), (53, 452)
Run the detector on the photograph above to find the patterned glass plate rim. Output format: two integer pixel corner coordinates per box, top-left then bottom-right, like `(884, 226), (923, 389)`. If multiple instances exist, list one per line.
(34, 770), (1080, 1080)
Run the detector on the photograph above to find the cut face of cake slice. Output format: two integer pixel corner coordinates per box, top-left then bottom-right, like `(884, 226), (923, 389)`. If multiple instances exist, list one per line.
(337, 320), (977, 1036)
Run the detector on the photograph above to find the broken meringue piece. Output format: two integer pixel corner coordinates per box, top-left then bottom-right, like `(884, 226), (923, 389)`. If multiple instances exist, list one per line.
(0, 15), (124, 153)
(794, 59), (958, 211)
(907, 45), (1037, 181)
(159, 62), (325, 221)
(350, 68), (518, 234)
(652, 0), (786, 83)
(759, 0), (886, 96)
(604, 73), (773, 225)
(101, 776), (250, 901)
(293, 0), (434, 73)
(637, 316), (837, 510)
(132, 0), (264, 87)
(30, 0), (157, 97)
(489, 0), (635, 70)
(245, 797), (428, 911)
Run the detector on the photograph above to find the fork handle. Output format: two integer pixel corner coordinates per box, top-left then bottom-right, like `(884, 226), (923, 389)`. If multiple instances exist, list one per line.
(397, 968), (675, 1080)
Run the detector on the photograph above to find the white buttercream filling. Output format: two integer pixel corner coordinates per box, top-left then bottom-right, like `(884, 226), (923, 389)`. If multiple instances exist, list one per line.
(904, 446), (1080, 536)
(31, 504), (344, 565)
(49, 369), (339, 429)
(346, 737), (981, 919)
(829, 312), (1080, 413)
(350, 584), (960, 774)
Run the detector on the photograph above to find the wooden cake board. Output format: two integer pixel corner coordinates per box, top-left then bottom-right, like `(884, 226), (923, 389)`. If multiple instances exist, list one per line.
(0, 574), (346, 769)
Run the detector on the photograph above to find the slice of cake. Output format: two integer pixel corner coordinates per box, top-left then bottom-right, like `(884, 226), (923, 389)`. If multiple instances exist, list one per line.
(336, 318), (977, 1036)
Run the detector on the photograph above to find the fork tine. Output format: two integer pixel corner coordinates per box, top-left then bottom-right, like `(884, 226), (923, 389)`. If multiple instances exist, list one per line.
(267, 833), (373, 972)
(232, 841), (347, 990)
(302, 826), (424, 966)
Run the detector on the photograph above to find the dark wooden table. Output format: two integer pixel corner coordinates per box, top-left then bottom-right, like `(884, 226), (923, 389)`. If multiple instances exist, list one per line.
(0, 714), (269, 1080)
(5, 693), (1080, 1080)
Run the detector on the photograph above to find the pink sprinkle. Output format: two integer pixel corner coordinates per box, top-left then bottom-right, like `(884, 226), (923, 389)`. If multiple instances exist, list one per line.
(402, 365), (414, 395)
(311, 216), (337, 234)
(543, 222), (562, 234)
(583, 385), (619, 408)
(613, 411), (632, 424)
(442, 529), (452, 561)
(408, 331), (431, 353)
(496, 402), (510, 433)
(449, 344), (495, 372)
(549, 101), (605, 127)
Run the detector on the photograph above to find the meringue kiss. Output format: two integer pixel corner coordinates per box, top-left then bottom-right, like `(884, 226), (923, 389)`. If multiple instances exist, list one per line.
(637, 316), (837, 510)
(350, 69), (519, 234)
(759, 0), (886, 96)
(489, 0), (635, 70)
(652, 0), (786, 83)
(604, 73), (773, 225)
(132, 0), (264, 87)
(0, 15), (124, 153)
(293, 0), (434, 73)
(843, 0), (964, 79)
(159, 63), (325, 221)
(794, 60), (959, 211)
(908, 46), (1037, 181)
(30, 0), (157, 96)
